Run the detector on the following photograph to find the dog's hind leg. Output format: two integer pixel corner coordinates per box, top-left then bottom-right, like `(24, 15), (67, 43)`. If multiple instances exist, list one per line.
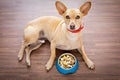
(18, 41), (28, 61)
(25, 40), (45, 66)
(20, 25), (41, 66)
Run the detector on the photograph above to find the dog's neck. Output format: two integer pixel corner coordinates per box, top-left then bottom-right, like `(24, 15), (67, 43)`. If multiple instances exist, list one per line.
(67, 25), (83, 33)
(62, 22), (82, 41)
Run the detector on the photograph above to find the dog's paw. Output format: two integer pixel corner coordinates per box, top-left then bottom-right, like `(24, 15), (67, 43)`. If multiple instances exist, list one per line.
(26, 59), (31, 67)
(18, 54), (23, 61)
(45, 61), (53, 71)
(26, 62), (31, 67)
(39, 40), (45, 44)
(86, 59), (95, 69)
(18, 56), (22, 61)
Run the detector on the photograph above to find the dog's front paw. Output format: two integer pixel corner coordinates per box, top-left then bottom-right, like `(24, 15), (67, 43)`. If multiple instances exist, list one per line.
(86, 59), (95, 69)
(45, 61), (53, 71)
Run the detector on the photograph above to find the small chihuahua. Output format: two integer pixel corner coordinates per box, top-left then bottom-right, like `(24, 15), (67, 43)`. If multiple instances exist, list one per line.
(18, 1), (95, 71)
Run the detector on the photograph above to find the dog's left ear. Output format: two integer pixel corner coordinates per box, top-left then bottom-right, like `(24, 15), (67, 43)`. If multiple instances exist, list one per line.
(80, 1), (91, 16)
(55, 1), (67, 15)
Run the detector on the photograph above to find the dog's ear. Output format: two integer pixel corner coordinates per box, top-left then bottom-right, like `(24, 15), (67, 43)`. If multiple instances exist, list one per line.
(80, 1), (91, 16)
(55, 1), (67, 15)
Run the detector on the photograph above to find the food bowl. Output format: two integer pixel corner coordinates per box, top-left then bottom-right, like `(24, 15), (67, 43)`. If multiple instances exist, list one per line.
(56, 53), (79, 74)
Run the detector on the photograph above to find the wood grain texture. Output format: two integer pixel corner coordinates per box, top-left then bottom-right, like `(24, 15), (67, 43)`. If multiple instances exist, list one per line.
(0, 0), (120, 80)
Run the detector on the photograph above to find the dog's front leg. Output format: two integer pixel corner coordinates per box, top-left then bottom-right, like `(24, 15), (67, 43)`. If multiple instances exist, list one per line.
(45, 41), (56, 71)
(78, 46), (95, 69)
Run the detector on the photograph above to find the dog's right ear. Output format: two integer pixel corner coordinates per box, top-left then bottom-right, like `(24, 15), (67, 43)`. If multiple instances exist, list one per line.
(55, 1), (67, 15)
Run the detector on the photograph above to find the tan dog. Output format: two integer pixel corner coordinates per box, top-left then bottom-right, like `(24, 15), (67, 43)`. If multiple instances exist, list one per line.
(18, 1), (95, 71)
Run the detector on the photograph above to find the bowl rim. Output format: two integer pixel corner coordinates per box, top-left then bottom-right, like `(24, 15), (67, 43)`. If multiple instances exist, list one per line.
(58, 53), (77, 70)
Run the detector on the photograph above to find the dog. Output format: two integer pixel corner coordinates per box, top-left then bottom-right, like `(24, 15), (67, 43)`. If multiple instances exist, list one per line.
(18, 1), (95, 71)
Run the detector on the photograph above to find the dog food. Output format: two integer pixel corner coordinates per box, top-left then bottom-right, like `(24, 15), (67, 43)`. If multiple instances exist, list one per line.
(59, 54), (76, 69)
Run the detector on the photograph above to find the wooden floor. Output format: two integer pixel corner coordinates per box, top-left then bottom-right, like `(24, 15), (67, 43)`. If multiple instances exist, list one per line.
(0, 0), (120, 80)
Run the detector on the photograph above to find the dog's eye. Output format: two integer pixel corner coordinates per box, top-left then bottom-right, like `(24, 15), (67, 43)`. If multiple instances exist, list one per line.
(66, 15), (70, 19)
(76, 15), (80, 19)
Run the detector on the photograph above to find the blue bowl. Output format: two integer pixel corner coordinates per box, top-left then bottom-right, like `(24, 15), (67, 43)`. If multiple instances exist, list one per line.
(56, 53), (79, 74)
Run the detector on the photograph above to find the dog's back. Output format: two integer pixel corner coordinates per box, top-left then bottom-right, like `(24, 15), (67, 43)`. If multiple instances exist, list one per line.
(24, 16), (62, 41)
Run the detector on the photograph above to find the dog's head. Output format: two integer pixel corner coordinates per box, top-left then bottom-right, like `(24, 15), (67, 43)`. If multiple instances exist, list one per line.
(55, 1), (91, 32)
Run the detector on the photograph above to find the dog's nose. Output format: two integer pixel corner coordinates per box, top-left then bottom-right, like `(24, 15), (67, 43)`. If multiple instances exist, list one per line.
(70, 24), (75, 30)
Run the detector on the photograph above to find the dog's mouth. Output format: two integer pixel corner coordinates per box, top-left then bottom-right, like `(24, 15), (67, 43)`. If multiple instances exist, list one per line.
(67, 25), (84, 33)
